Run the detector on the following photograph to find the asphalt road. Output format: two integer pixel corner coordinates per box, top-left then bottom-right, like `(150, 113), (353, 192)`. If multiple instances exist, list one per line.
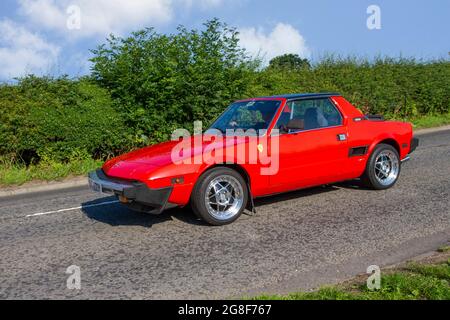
(0, 129), (449, 299)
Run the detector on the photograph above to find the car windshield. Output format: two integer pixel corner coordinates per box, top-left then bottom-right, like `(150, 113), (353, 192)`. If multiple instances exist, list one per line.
(208, 100), (281, 133)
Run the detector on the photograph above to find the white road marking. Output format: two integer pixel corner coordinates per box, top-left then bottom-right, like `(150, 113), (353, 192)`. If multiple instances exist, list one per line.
(25, 200), (120, 218)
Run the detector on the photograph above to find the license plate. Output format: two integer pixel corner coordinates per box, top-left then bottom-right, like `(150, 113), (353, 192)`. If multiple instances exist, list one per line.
(89, 179), (102, 193)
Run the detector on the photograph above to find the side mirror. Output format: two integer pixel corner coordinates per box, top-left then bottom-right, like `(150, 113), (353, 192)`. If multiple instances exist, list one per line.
(286, 119), (304, 131)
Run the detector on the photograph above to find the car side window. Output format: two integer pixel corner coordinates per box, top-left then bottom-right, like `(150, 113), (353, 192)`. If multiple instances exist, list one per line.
(274, 103), (293, 133)
(275, 98), (342, 133)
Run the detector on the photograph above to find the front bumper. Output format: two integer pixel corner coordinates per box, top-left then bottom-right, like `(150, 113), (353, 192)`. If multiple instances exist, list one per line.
(88, 169), (173, 214)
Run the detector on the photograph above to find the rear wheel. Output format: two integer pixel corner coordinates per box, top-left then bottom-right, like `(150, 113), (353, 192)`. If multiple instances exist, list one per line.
(362, 143), (401, 190)
(191, 167), (248, 226)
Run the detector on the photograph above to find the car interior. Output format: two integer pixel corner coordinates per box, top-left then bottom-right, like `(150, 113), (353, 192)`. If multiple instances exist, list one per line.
(276, 98), (342, 133)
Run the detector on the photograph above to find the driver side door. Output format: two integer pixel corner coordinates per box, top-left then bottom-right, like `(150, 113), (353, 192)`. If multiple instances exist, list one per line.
(268, 98), (349, 193)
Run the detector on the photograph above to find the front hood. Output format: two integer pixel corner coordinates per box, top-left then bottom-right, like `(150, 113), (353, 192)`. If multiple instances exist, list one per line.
(103, 140), (179, 180)
(103, 135), (247, 180)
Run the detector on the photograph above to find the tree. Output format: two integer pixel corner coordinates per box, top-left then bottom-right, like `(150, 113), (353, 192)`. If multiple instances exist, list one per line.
(268, 54), (310, 70)
(90, 19), (256, 145)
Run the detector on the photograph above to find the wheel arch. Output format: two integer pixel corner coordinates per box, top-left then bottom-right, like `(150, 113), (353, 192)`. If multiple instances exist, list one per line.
(368, 136), (401, 157)
(378, 138), (401, 155)
(199, 163), (251, 186)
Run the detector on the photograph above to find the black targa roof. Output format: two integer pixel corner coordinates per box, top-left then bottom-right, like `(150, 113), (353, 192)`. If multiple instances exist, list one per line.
(262, 93), (341, 100)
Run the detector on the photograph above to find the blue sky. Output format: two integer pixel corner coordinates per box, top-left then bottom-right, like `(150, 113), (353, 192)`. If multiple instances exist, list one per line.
(0, 0), (448, 80)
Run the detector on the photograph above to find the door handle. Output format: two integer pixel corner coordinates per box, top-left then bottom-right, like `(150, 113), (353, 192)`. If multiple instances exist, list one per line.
(337, 133), (347, 141)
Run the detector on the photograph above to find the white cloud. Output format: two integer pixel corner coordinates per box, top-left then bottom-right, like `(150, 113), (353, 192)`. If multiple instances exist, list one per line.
(18, 0), (174, 38)
(17, 0), (227, 39)
(181, 0), (223, 9)
(18, 0), (68, 31)
(0, 19), (60, 79)
(0, 0), (233, 80)
(239, 23), (310, 64)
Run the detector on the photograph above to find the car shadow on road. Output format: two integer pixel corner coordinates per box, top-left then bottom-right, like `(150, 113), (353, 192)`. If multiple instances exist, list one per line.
(334, 179), (373, 191)
(251, 184), (339, 208)
(250, 180), (371, 209)
(82, 181), (368, 227)
(81, 196), (203, 228)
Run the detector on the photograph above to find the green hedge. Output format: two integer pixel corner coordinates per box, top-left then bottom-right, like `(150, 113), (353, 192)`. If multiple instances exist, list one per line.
(0, 20), (449, 166)
(246, 56), (450, 117)
(0, 76), (129, 164)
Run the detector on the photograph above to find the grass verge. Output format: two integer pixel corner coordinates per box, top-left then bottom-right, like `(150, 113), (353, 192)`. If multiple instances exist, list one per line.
(0, 158), (103, 187)
(438, 246), (450, 253)
(393, 112), (450, 129)
(253, 252), (450, 300)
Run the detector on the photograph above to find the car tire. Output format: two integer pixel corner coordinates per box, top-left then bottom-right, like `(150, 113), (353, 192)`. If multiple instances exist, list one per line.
(362, 143), (401, 190)
(191, 167), (248, 226)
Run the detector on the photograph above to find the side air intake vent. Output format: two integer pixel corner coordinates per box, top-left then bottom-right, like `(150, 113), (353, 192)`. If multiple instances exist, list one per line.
(349, 146), (369, 157)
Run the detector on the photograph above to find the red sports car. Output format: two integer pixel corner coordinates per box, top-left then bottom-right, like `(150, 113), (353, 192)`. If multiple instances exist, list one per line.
(89, 93), (418, 225)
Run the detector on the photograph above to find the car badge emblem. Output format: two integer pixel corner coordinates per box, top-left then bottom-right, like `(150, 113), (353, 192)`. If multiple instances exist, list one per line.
(257, 144), (264, 153)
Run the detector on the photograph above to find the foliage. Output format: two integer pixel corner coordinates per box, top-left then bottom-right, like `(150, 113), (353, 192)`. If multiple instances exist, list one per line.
(247, 56), (450, 117)
(0, 156), (102, 186)
(0, 76), (129, 164)
(254, 260), (450, 300)
(268, 54), (311, 70)
(438, 246), (450, 253)
(90, 19), (256, 145)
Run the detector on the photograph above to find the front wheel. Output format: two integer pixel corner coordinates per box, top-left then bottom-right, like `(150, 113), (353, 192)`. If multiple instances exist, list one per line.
(191, 168), (248, 226)
(362, 143), (401, 190)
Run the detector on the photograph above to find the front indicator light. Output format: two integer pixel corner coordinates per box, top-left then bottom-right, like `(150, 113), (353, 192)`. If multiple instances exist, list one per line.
(171, 177), (185, 185)
(119, 195), (129, 204)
